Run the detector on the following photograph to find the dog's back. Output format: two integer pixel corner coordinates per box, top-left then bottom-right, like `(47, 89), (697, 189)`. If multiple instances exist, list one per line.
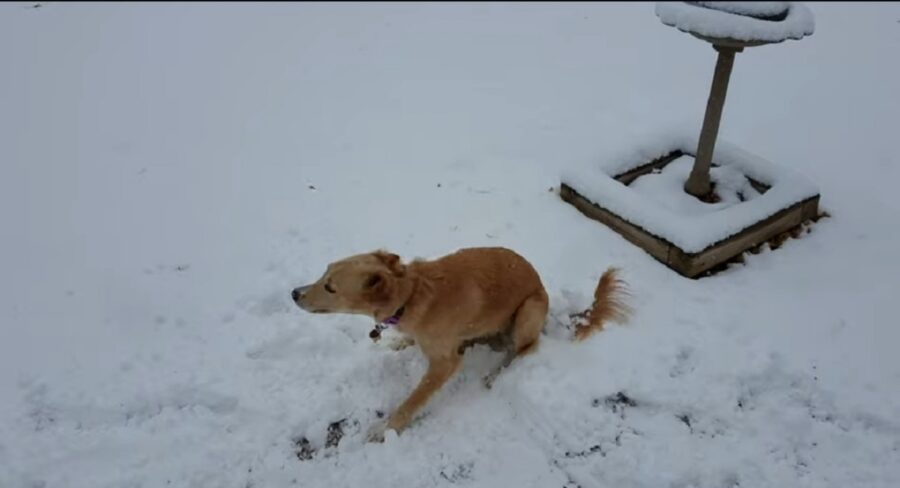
(408, 247), (546, 341)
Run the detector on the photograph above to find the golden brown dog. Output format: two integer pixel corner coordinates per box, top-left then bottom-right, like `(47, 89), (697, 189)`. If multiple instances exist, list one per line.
(291, 247), (628, 441)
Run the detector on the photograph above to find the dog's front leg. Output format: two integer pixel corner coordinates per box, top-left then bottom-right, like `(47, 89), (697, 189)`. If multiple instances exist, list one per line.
(388, 353), (461, 433)
(369, 352), (461, 442)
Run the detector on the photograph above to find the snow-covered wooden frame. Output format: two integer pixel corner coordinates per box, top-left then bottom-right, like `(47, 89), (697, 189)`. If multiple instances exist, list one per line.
(560, 132), (820, 278)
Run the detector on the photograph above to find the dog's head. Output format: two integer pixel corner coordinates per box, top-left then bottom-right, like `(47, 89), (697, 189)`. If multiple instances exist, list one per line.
(291, 250), (406, 319)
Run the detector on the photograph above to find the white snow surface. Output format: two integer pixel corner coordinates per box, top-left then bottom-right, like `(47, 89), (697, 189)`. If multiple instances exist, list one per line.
(2, 3), (900, 488)
(694, 2), (790, 18)
(629, 156), (763, 216)
(560, 129), (819, 253)
(656, 2), (815, 42)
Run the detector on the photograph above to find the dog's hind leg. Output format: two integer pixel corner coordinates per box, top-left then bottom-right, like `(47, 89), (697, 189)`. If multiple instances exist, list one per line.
(510, 289), (549, 358)
(483, 289), (549, 388)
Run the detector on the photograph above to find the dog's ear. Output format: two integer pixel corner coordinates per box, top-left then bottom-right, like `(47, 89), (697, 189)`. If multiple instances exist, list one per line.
(372, 250), (404, 276)
(372, 250), (400, 268)
(362, 271), (391, 303)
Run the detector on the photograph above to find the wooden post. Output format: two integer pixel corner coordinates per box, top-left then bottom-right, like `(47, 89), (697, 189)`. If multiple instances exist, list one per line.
(684, 45), (741, 198)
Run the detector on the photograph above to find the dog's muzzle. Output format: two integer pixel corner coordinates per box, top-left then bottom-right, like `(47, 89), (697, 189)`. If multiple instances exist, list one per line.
(291, 285), (312, 303)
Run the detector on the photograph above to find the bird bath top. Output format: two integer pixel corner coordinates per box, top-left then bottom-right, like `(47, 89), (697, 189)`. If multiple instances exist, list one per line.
(655, 2), (815, 48)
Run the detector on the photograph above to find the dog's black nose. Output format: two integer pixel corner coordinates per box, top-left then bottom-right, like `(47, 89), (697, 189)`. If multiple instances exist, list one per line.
(291, 288), (300, 301)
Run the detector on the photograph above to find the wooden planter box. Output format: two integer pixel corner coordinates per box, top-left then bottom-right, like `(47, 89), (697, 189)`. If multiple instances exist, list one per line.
(560, 151), (820, 279)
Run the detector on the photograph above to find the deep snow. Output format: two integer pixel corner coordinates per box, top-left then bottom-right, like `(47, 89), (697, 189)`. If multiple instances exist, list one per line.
(1, 3), (899, 488)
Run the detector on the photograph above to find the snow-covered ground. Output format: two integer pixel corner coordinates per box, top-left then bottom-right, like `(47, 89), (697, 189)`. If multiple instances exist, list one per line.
(629, 155), (763, 215)
(2, 3), (899, 487)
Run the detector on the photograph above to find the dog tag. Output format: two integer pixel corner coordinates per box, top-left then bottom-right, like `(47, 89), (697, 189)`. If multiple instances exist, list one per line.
(369, 323), (387, 342)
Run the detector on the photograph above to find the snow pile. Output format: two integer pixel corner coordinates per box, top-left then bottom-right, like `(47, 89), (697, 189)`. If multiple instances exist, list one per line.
(560, 128), (819, 253)
(656, 2), (815, 42)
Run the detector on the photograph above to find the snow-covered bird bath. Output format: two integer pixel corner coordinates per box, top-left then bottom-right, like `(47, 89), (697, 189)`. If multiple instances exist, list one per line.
(560, 2), (821, 278)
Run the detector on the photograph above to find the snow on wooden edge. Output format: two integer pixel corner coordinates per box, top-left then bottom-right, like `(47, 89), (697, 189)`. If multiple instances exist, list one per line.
(560, 129), (819, 254)
(655, 2), (815, 43)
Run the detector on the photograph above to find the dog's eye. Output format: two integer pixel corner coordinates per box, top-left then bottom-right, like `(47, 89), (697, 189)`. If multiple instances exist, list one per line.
(324, 283), (336, 294)
(365, 274), (383, 288)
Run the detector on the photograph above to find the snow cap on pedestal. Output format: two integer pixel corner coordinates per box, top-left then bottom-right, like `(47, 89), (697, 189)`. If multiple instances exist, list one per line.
(655, 2), (814, 44)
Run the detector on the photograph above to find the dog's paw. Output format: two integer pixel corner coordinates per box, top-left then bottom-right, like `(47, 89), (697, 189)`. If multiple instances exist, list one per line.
(367, 429), (385, 443)
(366, 422), (388, 443)
(367, 420), (401, 444)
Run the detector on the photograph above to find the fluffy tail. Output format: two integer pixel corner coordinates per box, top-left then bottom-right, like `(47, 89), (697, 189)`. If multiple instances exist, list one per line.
(574, 268), (631, 341)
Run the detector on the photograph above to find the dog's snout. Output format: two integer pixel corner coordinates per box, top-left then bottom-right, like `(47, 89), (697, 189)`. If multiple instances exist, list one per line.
(292, 285), (311, 303)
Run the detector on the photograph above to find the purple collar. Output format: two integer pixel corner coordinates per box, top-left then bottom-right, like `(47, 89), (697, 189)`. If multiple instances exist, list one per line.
(369, 306), (406, 341)
(383, 305), (406, 325)
(382, 315), (400, 326)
